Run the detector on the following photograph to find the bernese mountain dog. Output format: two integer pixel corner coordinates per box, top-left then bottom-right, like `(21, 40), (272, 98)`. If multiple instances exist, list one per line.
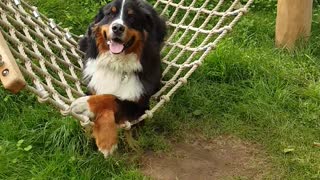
(70, 0), (166, 157)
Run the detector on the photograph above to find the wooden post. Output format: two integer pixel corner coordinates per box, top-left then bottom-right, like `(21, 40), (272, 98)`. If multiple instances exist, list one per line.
(0, 31), (26, 93)
(275, 0), (313, 50)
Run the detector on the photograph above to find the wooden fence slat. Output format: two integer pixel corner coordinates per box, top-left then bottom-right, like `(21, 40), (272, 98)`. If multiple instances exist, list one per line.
(275, 0), (313, 50)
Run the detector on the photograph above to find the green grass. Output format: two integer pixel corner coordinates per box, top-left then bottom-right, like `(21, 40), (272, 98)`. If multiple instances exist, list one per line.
(1, 0), (320, 179)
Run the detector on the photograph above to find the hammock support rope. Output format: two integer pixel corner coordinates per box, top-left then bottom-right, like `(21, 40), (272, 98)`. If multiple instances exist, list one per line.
(0, 0), (253, 129)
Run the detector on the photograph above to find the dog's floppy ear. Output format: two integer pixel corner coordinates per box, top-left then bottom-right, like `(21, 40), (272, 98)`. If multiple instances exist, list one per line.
(78, 35), (88, 52)
(94, 7), (105, 24)
(139, 3), (154, 32)
(78, 23), (93, 52)
(78, 8), (105, 52)
(138, 1), (166, 43)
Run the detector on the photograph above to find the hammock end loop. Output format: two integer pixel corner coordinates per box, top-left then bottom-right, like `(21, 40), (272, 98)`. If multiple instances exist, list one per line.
(119, 121), (132, 130)
(80, 117), (94, 128)
(60, 107), (71, 116)
(37, 91), (50, 103)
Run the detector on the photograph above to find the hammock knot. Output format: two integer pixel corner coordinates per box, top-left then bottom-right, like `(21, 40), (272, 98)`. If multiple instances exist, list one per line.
(37, 93), (49, 103)
(194, 61), (203, 67)
(60, 107), (71, 116)
(167, 81), (175, 86)
(145, 110), (154, 119)
(49, 19), (57, 29)
(80, 117), (93, 128)
(35, 82), (50, 103)
(179, 78), (187, 84)
(161, 95), (170, 102)
(225, 26), (232, 32)
(14, 0), (21, 6)
(32, 7), (40, 18)
(120, 121), (132, 130)
(65, 29), (72, 39)
(240, 8), (248, 14)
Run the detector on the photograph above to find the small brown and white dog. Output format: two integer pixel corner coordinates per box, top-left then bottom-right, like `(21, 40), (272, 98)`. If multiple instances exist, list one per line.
(70, 0), (166, 157)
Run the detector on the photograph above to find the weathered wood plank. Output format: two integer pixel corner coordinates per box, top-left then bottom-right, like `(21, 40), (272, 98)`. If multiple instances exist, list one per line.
(275, 0), (313, 50)
(0, 31), (26, 93)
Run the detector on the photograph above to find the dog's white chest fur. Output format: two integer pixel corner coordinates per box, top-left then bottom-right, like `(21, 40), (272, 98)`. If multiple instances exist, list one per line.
(83, 52), (143, 101)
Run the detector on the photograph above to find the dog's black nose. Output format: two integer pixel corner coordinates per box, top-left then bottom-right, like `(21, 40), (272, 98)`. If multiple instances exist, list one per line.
(112, 23), (125, 34)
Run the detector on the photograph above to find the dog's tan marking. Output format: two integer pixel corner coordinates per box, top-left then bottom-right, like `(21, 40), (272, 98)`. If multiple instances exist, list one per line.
(95, 25), (110, 54)
(125, 29), (145, 58)
(111, 7), (117, 13)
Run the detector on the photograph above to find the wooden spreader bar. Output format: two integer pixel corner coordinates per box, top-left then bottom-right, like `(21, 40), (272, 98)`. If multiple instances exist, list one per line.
(0, 31), (26, 93)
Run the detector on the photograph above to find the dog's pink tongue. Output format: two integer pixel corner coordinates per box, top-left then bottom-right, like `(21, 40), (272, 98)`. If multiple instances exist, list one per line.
(109, 41), (124, 54)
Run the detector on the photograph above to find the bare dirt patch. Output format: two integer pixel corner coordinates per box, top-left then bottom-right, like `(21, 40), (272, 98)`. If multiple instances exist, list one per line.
(140, 136), (271, 180)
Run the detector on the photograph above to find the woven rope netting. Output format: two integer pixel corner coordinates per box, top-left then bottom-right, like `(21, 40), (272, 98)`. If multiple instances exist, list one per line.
(0, 0), (253, 128)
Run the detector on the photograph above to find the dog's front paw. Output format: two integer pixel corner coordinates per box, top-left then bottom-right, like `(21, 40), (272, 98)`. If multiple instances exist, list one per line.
(98, 144), (118, 158)
(70, 96), (95, 119)
(93, 110), (118, 158)
(71, 95), (119, 158)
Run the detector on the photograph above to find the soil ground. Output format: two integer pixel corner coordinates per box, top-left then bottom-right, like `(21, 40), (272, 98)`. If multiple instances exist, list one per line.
(141, 136), (271, 180)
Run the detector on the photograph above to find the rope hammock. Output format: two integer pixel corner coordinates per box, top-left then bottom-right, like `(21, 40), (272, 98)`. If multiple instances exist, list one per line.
(0, 0), (254, 129)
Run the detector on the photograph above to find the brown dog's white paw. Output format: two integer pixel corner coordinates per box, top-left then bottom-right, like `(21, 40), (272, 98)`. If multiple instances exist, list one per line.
(70, 96), (95, 119)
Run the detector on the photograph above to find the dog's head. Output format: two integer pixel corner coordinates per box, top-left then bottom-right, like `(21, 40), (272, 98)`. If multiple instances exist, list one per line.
(84, 0), (155, 56)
